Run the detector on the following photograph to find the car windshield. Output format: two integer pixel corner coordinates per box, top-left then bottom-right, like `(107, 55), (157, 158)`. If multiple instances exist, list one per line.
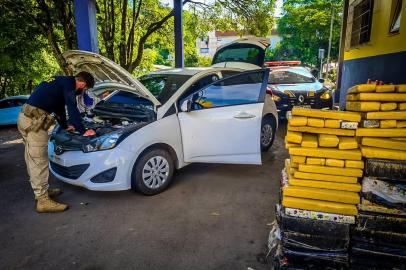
(139, 74), (192, 104)
(212, 44), (264, 66)
(269, 68), (316, 84)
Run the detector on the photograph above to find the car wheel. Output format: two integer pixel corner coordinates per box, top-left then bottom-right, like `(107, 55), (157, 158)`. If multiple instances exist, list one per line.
(131, 148), (174, 195)
(261, 117), (276, 152)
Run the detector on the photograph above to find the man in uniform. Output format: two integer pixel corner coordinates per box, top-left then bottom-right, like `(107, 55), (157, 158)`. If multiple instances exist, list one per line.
(18, 72), (96, 213)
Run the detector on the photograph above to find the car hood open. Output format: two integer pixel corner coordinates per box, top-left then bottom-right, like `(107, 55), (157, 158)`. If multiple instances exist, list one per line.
(63, 50), (161, 106)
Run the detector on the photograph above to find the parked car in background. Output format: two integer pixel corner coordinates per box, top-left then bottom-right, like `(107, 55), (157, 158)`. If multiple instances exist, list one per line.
(265, 62), (333, 118)
(0, 95), (29, 125)
(49, 51), (275, 195)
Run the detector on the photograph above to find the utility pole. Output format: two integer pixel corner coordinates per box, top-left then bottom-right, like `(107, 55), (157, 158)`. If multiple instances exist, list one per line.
(326, 5), (334, 77)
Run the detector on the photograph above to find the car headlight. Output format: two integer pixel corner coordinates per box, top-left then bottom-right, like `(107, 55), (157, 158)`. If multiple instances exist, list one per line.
(272, 94), (281, 102)
(82, 132), (122, 153)
(320, 90), (332, 100)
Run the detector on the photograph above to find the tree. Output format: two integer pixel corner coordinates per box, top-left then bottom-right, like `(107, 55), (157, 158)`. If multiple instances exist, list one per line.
(268, 0), (343, 67)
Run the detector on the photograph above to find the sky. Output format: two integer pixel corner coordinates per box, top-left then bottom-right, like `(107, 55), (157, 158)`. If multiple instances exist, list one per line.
(159, 0), (284, 17)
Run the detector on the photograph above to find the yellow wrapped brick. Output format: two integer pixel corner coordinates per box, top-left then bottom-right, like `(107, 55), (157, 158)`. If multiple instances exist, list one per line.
(288, 177), (361, 192)
(348, 84), (376, 93)
(345, 160), (364, 169)
(338, 137), (358, 150)
(301, 134), (318, 148)
(285, 159), (297, 177)
(357, 93), (406, 102)
(307, 118), (325, 128)
(356, 128), (406, 137)
(289, 147), (362, 160)
(326, 159), (345, 167)
(291, 162), (299, 168)
(380, 120), (397, 128)
(306, 158), (326, 166)
(361, 146), (406, 160)
(294, 171), (358, 184)
(397, 85), (406, 92)
(365, 111), (406, 120)
(283, 186), (360, 204)
(282, 196), (358, 215)
(318, 134), (339, 147)
(361, 137), (406, 151)
(325, 119), (341, 128)
(288, 125), (355, 136)
(299, 164), (363, 177)
(380, 103), (397, 111)
(392, 137), (406, 140)
(346, 94), (358, 101)
(397, 121), (406, 128)
(291, 155), (306, 164)
(346, 101), (381, 112)
(292, 108), (361, 122)
(359, 198), (406, 216)
(399, 103), (406, 110)
(289, 116), (308, 126)
(286, 142), (300, 149)
(376, 85), (395, 93)
(286, 131), (303, 144)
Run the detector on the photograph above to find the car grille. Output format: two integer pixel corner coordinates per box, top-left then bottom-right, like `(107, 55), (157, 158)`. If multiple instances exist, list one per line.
(50, 161), (90, 180)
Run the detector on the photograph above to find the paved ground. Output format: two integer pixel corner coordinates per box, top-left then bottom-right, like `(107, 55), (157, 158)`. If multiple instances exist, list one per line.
(0, 123), (288, 270)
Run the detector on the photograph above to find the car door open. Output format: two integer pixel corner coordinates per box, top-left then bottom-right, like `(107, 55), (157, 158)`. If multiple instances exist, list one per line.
(177, 69), (269, 165)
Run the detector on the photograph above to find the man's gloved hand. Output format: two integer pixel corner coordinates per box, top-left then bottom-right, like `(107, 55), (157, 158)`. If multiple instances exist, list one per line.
(83, 129), (96, 137)
(66, 125), (76, 132)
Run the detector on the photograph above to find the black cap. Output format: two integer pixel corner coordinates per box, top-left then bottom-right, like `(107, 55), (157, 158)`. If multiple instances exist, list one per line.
(75, 71), (95, 89)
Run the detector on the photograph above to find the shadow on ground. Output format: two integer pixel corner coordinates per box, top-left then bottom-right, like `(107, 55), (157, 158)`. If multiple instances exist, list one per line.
(0, 123), (288, 270)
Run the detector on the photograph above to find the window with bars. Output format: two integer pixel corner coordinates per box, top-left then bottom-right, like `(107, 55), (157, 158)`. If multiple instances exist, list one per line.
(345, 0), (375, 50)
(390, 0), (402, 33)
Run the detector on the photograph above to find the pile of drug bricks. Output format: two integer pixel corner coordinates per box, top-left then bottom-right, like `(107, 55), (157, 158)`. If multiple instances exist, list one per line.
(269, 108), (363, 269)
(345, 83), (406, 269)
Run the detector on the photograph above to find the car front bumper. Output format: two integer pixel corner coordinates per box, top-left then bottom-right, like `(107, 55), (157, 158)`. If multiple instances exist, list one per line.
(48, 142), (134, 191)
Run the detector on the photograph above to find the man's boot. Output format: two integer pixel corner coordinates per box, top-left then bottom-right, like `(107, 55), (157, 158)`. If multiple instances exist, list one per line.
(48, 188), (62, 198)
(36, 194), (68, 213)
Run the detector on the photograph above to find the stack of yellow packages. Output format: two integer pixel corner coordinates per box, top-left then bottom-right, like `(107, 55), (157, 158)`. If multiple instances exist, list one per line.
(283, 108), (363, 217)
(345, 84), (406, 161)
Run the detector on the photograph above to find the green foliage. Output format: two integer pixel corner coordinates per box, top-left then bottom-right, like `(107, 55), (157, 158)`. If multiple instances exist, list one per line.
(268, 0), (343, 67)
(0, 4), (60, 99)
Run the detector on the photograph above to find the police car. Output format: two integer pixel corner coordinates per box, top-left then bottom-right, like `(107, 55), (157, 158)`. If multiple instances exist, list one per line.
(266, 61), (333, 118)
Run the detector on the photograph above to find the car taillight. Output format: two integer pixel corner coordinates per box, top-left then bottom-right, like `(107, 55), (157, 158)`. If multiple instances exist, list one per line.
(266, 86), (273, 96)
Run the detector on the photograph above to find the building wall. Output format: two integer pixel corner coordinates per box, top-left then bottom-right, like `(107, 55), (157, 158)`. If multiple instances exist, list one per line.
(339, 0), (406, 108)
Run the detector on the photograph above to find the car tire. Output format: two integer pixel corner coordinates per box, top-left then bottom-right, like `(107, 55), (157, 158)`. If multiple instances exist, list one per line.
(131, 148), (175, 195)
(260, 116), (276, 152)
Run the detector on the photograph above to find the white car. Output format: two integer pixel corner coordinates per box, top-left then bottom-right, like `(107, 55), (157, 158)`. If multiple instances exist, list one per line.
(49, 49), (277, 195)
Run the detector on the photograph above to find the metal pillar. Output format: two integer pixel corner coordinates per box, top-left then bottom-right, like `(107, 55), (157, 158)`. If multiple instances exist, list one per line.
(336, 0), (350, 104)
(174, 0), (184, 68)
(74, 0), (99, 53)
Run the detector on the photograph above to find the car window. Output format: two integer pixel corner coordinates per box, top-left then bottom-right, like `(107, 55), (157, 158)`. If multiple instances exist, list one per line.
(184, 71), (265, 111)
(139, 74), (192, 104)
(0, 99), (22, 109)
(179, 74), (220, 102)
(0, 100), (10, 109)
(103, 91), (153, 107)
(212, 44), (264, 66)
(269, 68), (315, 84)
(13, 99), (27, 107)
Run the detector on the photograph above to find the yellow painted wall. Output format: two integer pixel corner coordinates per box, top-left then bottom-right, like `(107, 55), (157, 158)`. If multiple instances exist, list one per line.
(344, 0), (406, 61)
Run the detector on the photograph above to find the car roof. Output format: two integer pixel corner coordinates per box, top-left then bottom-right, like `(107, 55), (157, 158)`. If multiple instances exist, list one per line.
(270, 66), (310, 72)
(145, 67), (217, 76)
(1, 95), (29, 101)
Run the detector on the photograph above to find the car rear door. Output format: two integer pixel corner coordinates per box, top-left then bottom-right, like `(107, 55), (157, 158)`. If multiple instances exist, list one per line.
(177, 69), (269, 165)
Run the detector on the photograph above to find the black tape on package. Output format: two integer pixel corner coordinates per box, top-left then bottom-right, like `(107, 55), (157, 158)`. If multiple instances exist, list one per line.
(365, 159), (406, 181)
(351, 227), (406, 248)
(279, 211), (350, 238)
(356, 212), (406, 233)
(362, 192), (406, 212)
(350, 242), (406, 269)
(282, 231), (349, 252)
(281, 247), (349, 269)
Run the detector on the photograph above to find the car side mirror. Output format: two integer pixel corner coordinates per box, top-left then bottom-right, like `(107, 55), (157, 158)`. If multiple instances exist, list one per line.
(319, 78), (325, 83)
(181, 99), (192, 112)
